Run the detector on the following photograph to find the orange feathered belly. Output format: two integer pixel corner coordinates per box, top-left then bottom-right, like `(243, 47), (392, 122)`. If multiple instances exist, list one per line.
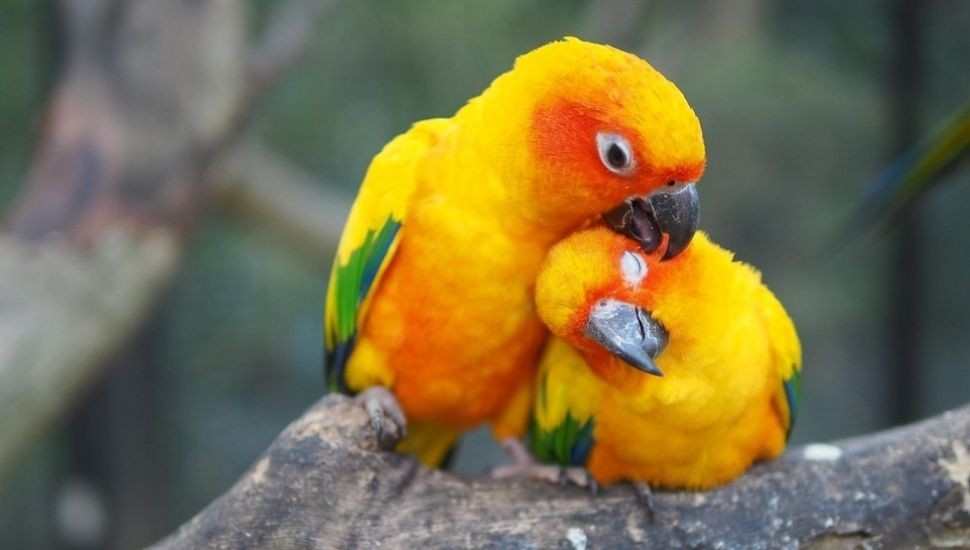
(357, 231), (549, 430)
(393, 324), (545, 428)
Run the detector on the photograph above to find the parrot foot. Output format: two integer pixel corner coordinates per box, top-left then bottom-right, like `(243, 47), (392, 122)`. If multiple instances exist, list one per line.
(563, 468), (599, 496)
(354, 386), (407, 450)
(491, 438), (598, 495)
(630, 483), (656, 523)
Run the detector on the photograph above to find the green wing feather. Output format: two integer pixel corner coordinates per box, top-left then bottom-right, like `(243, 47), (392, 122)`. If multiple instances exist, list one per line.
(781, 368), (801, 440)
(325, 219), (401, 393)
(529, 414), (596, 467)
(528, 374), (596, 466)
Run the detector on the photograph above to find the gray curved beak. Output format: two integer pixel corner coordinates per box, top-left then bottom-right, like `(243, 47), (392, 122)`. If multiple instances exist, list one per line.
(603, 182), (700, 260)
(583, 299), (668, 376)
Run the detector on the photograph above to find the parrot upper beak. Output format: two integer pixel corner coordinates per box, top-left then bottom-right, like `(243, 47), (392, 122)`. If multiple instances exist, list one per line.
(583, 298), (668, 376)
(602, 182), (700, 260)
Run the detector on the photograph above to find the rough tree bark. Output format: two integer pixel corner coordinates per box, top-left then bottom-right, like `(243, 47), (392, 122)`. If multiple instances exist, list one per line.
(155, 395), (970, 549)
(0, 0), (335, 481)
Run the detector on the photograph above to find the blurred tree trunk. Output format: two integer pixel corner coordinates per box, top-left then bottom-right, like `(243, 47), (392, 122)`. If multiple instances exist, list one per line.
(0, 0), (335, 485)
(0, 0), (244, 486)
(887, 0), (923, 426)
(64, 310), (171, 549)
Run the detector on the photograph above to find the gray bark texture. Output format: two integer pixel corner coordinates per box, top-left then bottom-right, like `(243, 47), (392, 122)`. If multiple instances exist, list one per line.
(155, 395), (970, 549)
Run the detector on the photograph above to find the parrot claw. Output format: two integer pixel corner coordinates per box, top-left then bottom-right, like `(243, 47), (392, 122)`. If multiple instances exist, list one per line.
(559, 468), (599, 496)
(354, 387), (407, 450)
(491, 438), (598, 495)
(631, 482), (656, 523)
(490, 437), (550, 480)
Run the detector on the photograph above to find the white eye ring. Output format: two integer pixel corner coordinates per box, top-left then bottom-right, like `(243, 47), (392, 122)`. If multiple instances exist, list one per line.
(620, 250), (647, 285)
(596, 132), (635, 175)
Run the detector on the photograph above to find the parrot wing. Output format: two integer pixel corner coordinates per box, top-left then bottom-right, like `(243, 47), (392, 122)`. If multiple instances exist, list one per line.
(529, 339), (600, 466)
(757, 286), (803, 440)
(324, 119), (449, 392)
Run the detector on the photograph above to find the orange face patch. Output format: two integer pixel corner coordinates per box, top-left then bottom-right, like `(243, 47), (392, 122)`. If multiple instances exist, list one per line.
(528, 96), (705, 220)
(530, 98), (645, 187)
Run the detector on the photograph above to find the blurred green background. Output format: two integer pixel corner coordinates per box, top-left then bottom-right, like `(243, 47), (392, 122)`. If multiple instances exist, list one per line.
(1, 0), (968, 547)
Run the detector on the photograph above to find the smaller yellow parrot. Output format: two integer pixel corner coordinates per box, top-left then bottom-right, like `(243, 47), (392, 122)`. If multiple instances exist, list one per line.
(495, 225), (800, 493)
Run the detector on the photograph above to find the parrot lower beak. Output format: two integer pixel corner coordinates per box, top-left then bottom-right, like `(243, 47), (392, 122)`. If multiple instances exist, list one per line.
(584, 298), (668, 376)
(603, 182), (700, 260)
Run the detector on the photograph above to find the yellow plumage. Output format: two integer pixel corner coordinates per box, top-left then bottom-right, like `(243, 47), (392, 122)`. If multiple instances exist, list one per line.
(532, 227), (801, 488)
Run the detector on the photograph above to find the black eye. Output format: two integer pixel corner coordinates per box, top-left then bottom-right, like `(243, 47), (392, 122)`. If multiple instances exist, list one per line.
(607, 143), (627, 167)
(596, 132), (635, 175)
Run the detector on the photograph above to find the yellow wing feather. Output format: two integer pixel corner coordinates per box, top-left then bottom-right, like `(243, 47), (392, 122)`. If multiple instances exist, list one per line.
(756, 285), (802, 436)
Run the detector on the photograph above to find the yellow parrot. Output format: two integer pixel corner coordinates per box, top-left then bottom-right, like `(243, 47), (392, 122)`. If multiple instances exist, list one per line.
(506, 225), (801, 490)
(324, 38), (706, 466)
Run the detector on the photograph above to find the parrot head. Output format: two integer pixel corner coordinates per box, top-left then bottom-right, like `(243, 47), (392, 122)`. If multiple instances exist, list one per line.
(536, 224), (719, 381)
(479, 37), (705, 259)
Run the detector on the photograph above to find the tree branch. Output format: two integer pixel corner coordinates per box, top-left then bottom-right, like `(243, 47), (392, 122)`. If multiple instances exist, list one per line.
(155, 396), (970, 548)
(247, 0), (339, 100)
(0, 231), (179, 481)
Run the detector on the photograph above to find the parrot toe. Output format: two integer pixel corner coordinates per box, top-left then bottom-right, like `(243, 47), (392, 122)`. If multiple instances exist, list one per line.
(491, 437), (555, 481)
(354, 386), (407, 450)
(491, 461), (587, 488)
(491, 438), (598, 495)
(490, 437), (547, 480)
(559, 467), (598, 495)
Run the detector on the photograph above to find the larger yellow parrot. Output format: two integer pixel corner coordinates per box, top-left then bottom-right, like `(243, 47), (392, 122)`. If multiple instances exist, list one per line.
(324, 38), (706, 466)
(525, 226), (801, 489)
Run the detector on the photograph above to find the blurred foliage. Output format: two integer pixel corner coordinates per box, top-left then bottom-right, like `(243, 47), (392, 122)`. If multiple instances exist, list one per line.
(0, 0), (968, 547)
(0, 0), (44, 209)
(850, 101), (969, 235)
